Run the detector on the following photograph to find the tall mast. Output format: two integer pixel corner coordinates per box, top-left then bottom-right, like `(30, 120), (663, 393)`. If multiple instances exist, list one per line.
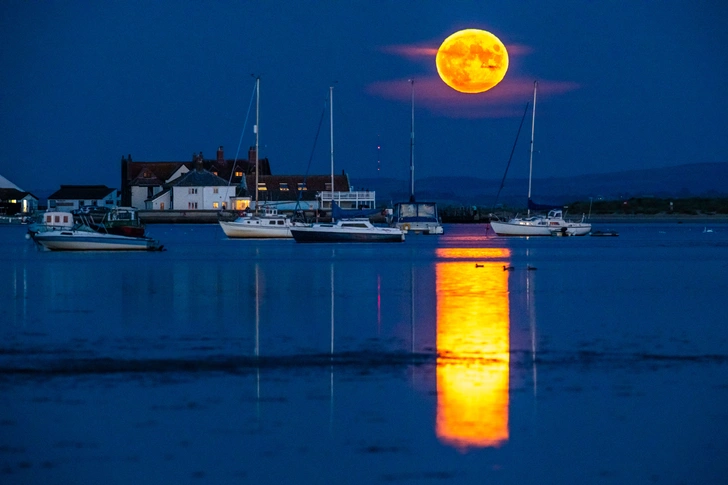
(409, 79), (415, 202)
(254, 76), (260, 214)
(329, 85), (335, 210)
(527, 80), (537, 216)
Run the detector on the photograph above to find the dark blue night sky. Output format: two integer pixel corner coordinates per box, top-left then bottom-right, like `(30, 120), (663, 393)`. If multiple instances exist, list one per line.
(1, 1), (726, 192)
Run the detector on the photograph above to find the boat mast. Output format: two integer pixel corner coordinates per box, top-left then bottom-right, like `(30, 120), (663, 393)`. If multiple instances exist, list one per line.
(329, 85), (335, 213)
(254, 75), (260, 215)
(409, 79), (415, 203)
(527, 80), (537, 216)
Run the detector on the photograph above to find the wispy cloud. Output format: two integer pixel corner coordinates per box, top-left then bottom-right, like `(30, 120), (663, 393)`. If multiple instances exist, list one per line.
(369, 42), (577, 118)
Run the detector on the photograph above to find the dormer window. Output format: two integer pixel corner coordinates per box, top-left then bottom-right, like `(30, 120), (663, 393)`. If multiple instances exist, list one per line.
(235, 171), (243, 177)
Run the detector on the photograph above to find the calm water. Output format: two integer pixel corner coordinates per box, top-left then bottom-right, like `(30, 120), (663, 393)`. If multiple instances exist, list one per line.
(1, 222), (727, 484)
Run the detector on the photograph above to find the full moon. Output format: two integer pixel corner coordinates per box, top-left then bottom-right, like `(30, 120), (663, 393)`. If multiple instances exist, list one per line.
(436, 29), (509, 94)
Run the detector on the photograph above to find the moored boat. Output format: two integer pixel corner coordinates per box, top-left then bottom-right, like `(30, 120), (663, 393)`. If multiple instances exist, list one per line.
(291, 218), (404, 243)
(98, 206), (147, 237)
(219, 206), (293, 239)
(490, 81), (590, 237)
(32, 222), (163, 251)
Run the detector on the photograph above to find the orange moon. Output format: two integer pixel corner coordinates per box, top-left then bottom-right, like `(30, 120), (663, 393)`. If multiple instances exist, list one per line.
(436, 29), (509, 94)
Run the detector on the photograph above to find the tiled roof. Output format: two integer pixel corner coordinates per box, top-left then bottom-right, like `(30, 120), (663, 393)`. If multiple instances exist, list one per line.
(48, 185), (116, 200)
(0, 188), (36, 201)
(172, 169), (231, 187)
(245, 174), (350, 201)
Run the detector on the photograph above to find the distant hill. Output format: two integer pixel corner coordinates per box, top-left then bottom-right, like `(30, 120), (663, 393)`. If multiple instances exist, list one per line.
(352, 162), (728, 209)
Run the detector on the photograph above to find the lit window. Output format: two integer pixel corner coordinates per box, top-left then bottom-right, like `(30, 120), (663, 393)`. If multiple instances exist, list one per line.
(235, 171), (243, 177)
(298, 182), (307, 191)
(213, 202), (219, 209)
(280, 183), (289, 191)
(258, 183), (267, 191)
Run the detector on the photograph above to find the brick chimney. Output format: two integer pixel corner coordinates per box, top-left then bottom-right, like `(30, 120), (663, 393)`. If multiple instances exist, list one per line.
(217, 146), (224, 162)
(248, 146), (258, 170)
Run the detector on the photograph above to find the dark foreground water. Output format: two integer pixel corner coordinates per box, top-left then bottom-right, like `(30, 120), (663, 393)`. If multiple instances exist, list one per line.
(1, 222), (727, 484)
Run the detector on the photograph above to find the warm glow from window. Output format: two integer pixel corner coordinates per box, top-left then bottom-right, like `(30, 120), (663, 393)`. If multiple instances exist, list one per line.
(213, 202), (219, 209)
(258, 183), (267, 191)
(280, 183), (289, 191)
(235, 171), (243, 177)
(435, 250), (511, 450)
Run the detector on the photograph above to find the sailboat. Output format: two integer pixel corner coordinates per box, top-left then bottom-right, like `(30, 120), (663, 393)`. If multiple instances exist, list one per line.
(219, 77), (295, 239)
(489, 81), (591, 237)
(391, 80), (444, 235)
(290, 86), (404, 243)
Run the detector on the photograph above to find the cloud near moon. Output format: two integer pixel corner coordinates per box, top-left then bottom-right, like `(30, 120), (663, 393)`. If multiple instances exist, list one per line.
(367, 77), (579, 119)
(369, 36), (578, 118)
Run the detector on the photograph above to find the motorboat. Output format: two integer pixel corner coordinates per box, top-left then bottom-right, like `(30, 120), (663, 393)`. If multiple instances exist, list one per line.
(97, 206), (146, 237)
(291, 218), (404, 243)
(31, 222), (163, 251)
(219, 206), (294, 239)
(391, 201), (444, 235)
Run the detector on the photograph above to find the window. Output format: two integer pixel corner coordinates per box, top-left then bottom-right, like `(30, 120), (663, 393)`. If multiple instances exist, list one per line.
(143, 171), (151, 178)
(188, 202), (198, 209)
(325, 183), (332, 191)
(279, 183), (289, 191)
(298, 182), (307, 191)
(188, 188), (198, 195)
(213, 188), (219, 194)
(235, 171), (243, 177)
(213, 202), (219, 209)
(258, 183), (267, 191)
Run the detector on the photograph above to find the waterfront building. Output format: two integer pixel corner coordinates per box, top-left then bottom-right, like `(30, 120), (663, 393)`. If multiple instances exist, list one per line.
(47, 185), (118, 212)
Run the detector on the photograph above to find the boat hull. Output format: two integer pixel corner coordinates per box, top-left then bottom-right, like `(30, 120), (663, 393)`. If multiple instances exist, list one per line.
(291, 221), (404, 243)
(219, 218), (293, 239)
(33, 231), (163, 251)
(489, 220), (554, 236)
(291, 229), (404, 243)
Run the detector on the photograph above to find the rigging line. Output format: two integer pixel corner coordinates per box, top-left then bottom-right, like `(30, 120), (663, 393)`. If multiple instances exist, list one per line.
(295, 95), (328, 207)
(227, 79), (258, 189)
(492, 101), (530, 212)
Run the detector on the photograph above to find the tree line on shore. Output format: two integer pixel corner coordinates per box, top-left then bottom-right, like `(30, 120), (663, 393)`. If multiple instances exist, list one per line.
(438, 197), (728, 222)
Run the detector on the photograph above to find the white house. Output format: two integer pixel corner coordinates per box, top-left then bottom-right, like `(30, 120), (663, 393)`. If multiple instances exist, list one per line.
(146, 167), (235, 210)
(47, 185), (118, 211)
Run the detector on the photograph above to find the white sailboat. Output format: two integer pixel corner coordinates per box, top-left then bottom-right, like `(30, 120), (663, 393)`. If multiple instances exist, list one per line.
(490, 81), (591, 237)
(219, 77), (295, 239)
(391, 80), (444, 235)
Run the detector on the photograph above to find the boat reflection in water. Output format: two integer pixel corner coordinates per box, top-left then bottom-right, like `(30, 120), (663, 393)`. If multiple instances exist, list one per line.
(435, 247), (511, 450)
